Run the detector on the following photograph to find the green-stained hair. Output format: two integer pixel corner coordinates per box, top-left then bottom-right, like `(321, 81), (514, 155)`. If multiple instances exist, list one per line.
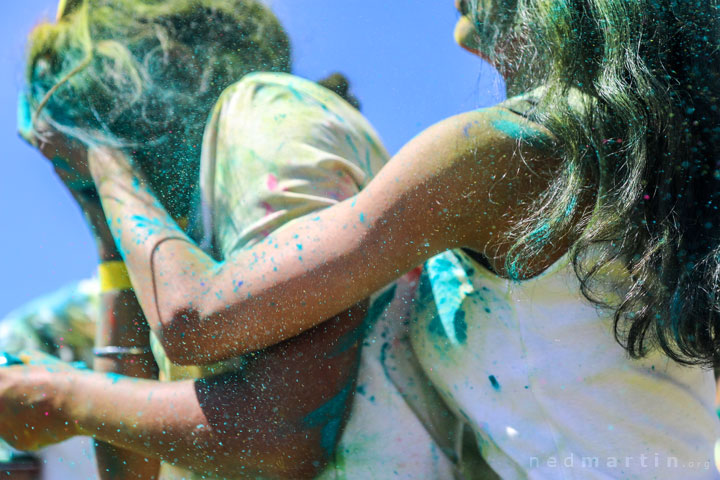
(469, 0), (720, 365)
(25, 0), (291, 217)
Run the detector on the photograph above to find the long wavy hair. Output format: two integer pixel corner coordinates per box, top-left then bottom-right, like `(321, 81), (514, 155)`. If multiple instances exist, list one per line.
(468, 0), (720, 365)
(24, 0), (291, 218)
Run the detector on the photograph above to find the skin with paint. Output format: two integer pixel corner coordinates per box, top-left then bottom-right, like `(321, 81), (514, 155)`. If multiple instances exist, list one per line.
(47, 6), (567, 366)
(3, 1), (369, 479)
(12, 101), (367, 479)
(79, 105), (577, 363)
(6, 0), (719, 476)
(0, 4), (583, 469)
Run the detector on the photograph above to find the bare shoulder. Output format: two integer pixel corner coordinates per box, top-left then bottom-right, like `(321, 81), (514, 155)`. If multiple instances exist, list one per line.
(441, 106), (555, 160)
(349, 106), (565, 269)
(394, 106), (558, 180)
(399, 107), (564, 254)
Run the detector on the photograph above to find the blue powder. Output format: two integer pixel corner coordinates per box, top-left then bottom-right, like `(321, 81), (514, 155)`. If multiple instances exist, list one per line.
(491, 118), (548, 147)
(488, 375), (501, 391)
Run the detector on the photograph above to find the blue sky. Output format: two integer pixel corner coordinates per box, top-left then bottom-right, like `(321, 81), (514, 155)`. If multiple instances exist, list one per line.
(0, 0), (504, 316)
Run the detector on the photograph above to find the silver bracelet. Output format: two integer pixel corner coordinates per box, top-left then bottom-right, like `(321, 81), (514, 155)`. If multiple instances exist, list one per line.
(93, 346), (152, 358)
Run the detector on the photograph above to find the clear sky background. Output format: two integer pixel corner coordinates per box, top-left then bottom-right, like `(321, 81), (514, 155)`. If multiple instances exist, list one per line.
(0, 0), (505, 317)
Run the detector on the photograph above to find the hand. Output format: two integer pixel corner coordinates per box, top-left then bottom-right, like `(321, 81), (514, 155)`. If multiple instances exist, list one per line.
(33, 120), (93, 192)
(0, 351), (81, 451)
(31, 126), (127, 259)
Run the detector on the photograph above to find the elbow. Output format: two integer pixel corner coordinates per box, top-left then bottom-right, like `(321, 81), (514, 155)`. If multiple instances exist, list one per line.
(157, 304), (250, 366)
(156, 307), (215, 366)
(158, 294), (262, 365)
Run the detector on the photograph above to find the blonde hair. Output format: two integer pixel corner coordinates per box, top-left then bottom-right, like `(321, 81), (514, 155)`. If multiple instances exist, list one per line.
(25, 0), (291, 216)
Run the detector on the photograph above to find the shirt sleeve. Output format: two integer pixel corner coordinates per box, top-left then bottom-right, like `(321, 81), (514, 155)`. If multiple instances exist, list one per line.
(198, 72), (390, 258)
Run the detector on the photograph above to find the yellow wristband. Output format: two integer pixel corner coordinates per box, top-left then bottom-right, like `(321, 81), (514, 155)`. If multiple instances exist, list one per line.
(98, 260), (133, 292)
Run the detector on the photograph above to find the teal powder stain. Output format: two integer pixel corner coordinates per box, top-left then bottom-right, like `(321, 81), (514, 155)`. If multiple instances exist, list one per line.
(363, 132), (377, 151)
(287, 85), (304, 101)
(491, 118), (548, 147)
(345, 133), (359, 156)
(528, 222), (551, 244)
(427, 314), (445, 338)
(423, 253), (472, 346)
(51, 156), (72, 173)
(130, 215), (164, 230)
(488, 375), (500, 391)
(296, 243), (303, 251)
(70, 361), (89, 370)
(17, 92), (33, 141)
(453, 310), (468, 344)
(359, 212), (365, 223)
(507, 259), (522, 280)
(427, 308), (467, 345)
(379, 341), (394, 383)
(301, 381), (354, 458)
(106, 372), (123, 385)
(565, 195), (578, 217)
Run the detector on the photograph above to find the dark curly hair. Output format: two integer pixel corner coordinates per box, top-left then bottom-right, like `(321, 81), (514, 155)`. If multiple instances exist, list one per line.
(468, 0), (720, 366)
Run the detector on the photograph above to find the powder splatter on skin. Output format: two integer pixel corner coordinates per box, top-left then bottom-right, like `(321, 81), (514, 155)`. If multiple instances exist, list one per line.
(488, 375), (501, 391)
(491, 116), (549, 148)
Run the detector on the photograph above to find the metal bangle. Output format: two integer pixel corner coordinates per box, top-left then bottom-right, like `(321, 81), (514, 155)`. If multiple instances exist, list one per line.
(92, 346), (152, 358)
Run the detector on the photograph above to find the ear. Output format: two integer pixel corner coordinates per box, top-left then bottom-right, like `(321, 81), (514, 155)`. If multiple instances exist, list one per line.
(56, 0), (84, 21)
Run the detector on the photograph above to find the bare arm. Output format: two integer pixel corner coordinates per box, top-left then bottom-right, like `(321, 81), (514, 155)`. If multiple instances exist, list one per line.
(66, 188), (161, 479)
(89, 108), (554, 364)
(0, 302), (364, 479)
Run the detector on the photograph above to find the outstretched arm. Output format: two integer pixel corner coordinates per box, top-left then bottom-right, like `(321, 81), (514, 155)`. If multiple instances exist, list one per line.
(0, 300), (365, 479)
(90, 108), (546, 364)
